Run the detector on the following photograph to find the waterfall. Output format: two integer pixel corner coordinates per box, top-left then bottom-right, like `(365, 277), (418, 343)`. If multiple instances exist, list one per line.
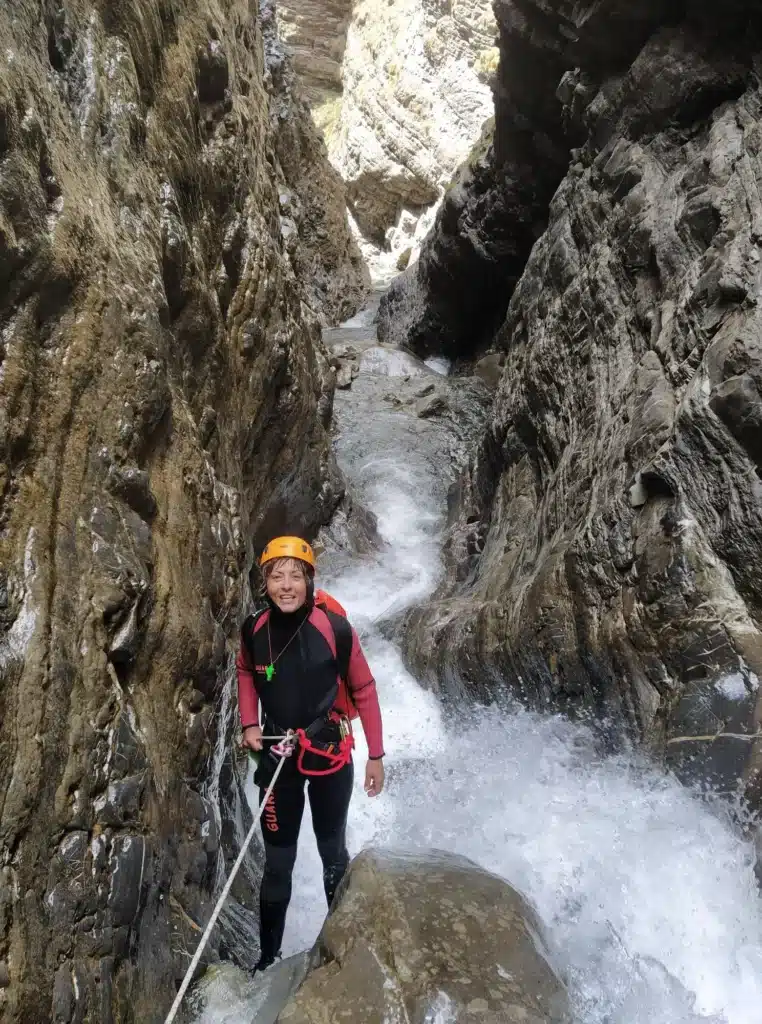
(196, 296), (762, 1024)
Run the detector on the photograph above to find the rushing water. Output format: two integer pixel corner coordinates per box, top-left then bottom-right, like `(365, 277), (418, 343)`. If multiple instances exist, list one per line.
(196, 302), (762, 1024)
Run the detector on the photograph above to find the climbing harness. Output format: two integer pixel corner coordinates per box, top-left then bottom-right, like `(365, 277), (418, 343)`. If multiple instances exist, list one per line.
(162, 732), (297, 1024)
(264, 712), (354, 777)
(295, 714), (354, 777)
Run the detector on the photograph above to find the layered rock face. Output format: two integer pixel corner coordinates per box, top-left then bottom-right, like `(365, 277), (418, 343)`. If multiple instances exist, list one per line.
(279, 0), (498, 248)
(275, 0), (353, 106)
(0, 1), (362, 1020)
(264, 1), (370, 321)
(279, 849), (570, 1023)
(392, 2), (762, 793)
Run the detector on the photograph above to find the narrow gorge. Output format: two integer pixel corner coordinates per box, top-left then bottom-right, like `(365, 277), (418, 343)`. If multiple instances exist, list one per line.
(277, 0), (498, 259)
(1, 0), (762, 1022)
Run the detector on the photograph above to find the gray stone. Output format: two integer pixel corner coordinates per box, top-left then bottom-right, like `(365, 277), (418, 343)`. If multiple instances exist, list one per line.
(107, 836), (146, 929)
(58, 831), (88, 866)
(473, 352), (504, 390)
(336, 361), (355, 389)
(108, 600), (140, 664)
(396, 1), (762, 800)
(0, 961), (9, 987)
(52, 964), (75, 1023)
(629, 472), (648, 509)
(94, 775), (144, 827)
(415, 391), (448, 418)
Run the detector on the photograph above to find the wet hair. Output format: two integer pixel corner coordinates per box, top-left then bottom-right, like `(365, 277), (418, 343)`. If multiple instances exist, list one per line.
(261, 556), (312, 591)
(263, 555), (311, 578)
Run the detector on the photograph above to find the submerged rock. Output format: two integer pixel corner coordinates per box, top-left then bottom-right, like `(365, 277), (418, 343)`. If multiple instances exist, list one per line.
(279, 848), (570, 1023)
(190, 955), (310, 1024)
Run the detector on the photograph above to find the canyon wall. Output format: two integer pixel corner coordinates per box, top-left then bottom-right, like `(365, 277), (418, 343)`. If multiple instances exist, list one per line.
(390, 0), (762, 795)
(0, 0), (364, 1019)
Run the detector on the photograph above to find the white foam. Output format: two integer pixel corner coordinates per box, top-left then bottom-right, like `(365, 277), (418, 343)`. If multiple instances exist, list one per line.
(715, 673), (753, 701)
(424, 355), (451, 376)
(282, 398), (762, 1023)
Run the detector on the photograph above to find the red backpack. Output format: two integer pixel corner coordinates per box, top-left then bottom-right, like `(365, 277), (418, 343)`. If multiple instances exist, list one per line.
(314, 590), (357, 721)
(315, 588), (347, 616)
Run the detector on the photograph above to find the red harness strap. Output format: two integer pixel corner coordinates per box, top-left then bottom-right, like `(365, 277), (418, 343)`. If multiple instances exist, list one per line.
(295, 715), (355, 777)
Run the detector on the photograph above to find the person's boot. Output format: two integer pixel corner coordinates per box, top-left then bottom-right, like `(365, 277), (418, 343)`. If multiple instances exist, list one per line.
(254, 896), (289, 972)
(322, 852), (349, 908)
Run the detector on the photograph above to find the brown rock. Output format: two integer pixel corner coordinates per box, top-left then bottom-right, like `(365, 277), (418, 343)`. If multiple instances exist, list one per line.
(0, 0), (358, 1019)
(415, 390), (448, 418)
(473, 352), (504, 390)
(336, 361), (355, 389)
(280, 849), (570, 1023)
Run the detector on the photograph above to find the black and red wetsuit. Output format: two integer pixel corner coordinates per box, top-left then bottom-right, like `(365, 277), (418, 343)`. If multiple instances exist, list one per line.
(236, 596), (384, 964)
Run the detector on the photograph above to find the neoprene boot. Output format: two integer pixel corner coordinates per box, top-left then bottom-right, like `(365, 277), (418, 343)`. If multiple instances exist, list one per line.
(254, 896), (288, 972)
(322, 852), (349, 908)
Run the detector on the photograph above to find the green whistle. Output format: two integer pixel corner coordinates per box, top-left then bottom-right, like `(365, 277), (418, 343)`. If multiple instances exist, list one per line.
(265, 664), (275, 682)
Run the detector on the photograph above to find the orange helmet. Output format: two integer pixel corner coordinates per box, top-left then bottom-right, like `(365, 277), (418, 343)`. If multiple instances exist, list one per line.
(260, 536), (316, 570)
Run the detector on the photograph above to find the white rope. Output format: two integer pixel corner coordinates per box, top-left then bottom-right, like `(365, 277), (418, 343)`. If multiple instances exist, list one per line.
(163, 736), (295, 1024)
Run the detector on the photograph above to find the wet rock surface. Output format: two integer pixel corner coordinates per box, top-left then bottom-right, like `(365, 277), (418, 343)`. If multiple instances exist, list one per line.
(278, 849), (570, 1023)
(0, 1), (362, 1020)
(393, 1), (762, 797)
(317, 318), (492, 592)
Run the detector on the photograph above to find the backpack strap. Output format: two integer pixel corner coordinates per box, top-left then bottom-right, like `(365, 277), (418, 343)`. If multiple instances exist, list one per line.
(241, 606), (268, 665)
(323, 609), (353, 684)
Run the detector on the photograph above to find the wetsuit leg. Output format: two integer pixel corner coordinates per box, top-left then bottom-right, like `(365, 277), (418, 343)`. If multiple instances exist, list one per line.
(307, 760), (354, 907)
(257, 765), (306, 964)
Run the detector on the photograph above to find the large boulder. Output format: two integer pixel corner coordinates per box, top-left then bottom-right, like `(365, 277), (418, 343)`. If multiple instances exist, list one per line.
(394, 1), (762, 798)
(278, 849), (570, 1023)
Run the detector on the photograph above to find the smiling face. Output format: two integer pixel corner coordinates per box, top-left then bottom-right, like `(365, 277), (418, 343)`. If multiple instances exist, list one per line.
(265, 557), (309, 613)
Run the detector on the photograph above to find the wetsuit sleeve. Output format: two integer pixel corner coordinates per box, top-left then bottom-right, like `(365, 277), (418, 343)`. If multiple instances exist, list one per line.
(346, 625), (385, 759)
(236, 635), (260, 730)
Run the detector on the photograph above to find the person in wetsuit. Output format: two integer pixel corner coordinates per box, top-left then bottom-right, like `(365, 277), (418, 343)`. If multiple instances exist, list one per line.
(236, 535), (385, 972)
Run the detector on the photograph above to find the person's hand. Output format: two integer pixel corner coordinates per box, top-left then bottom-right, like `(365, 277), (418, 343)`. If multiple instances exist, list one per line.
(242, 725), (263, 751)
(364, 758), (385, 797)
